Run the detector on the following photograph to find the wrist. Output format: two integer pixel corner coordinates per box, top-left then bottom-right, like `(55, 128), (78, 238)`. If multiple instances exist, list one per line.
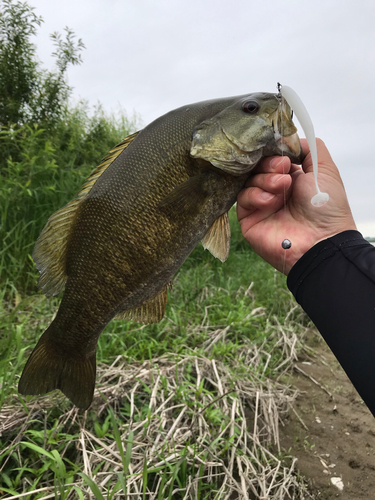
(284, 224), (358, 275)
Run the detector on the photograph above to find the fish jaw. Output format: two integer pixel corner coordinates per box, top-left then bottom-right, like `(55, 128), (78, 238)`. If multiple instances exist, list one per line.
(276, 131), (303, 162)
(270, 98), (305, 164)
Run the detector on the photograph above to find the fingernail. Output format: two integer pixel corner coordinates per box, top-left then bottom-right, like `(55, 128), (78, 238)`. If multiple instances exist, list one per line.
(270, 157), (283, 170)
(261, 192), (275, 201)
(272, 174), (283, 184)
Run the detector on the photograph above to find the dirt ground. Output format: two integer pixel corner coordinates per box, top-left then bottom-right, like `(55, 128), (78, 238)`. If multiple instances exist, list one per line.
(279, 330), (375, 499)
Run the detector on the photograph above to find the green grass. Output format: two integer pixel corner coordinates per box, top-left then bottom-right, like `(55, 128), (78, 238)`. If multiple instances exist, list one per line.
(0, 210), (290, 399)
(0, 209), (313, 499)
(0, 211), (293, 383)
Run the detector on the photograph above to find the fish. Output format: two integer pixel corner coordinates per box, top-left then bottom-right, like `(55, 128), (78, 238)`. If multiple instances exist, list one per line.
(18, 92), (303, 409)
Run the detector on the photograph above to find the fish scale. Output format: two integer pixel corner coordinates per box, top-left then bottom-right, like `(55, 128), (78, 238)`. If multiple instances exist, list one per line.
(19, 92), (303, 409)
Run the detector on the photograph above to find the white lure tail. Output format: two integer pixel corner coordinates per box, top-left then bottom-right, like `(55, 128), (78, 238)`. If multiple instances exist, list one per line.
(280, 85), (329, 207)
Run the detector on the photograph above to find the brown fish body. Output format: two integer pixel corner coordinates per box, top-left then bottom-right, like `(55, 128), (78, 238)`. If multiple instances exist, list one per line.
(19, 93), (303, 409)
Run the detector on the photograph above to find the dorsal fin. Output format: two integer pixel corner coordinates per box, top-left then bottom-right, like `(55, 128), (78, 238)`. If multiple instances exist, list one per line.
(77, 132), (139, 198)
(32, 132), (140, 297)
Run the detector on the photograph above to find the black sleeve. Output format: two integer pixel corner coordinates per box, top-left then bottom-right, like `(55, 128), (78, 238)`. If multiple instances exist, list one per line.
(287, 230), (375, 417)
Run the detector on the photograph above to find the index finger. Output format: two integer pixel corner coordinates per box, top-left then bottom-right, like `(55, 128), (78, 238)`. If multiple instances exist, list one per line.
(252, 155), (292, 175)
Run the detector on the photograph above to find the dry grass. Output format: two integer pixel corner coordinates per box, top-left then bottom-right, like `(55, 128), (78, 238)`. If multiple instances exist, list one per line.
(1, 317), (315, 500)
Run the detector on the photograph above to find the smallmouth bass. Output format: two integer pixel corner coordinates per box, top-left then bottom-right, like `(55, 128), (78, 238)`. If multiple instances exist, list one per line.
(19, 92), (303, 409)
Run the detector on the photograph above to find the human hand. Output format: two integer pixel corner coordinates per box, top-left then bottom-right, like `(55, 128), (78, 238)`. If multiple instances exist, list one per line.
(236, 139), (357, 274)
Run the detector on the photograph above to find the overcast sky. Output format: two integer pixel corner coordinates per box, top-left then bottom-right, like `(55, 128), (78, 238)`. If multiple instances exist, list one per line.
(30, 0), (375, 236)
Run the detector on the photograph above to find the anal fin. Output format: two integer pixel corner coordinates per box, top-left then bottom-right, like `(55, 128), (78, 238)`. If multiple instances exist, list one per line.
(201, 212), (231, 262)
(115, 283), (171, 324)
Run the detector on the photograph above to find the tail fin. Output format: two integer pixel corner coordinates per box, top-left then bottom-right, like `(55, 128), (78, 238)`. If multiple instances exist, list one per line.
(18, 326), (96, 410)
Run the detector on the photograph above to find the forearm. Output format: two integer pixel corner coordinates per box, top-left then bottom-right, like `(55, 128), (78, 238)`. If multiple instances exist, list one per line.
(287, 230), (375, 417)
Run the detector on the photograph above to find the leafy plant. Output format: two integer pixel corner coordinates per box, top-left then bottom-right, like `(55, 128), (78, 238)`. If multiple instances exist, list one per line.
(0, 0), (84, 129)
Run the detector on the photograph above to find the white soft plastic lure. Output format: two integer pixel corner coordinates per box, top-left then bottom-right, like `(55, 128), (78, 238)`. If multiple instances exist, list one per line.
(280, 85), (329, 207)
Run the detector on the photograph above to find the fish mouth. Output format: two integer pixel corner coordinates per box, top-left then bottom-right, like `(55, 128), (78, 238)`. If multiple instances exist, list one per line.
(221, 125), (304, 168)
(271, 106), (305, 164)
(276, 132), (304, 163)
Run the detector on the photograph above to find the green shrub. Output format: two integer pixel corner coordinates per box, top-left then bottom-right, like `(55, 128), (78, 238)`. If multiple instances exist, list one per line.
(0, 107), (139, 294)
(0, 0), (140, 293)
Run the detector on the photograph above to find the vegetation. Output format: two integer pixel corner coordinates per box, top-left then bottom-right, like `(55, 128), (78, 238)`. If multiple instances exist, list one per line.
(0, 0), (139, 293)
(0, 1), (314, 498)
(0, 214), (314, 499)
(0, 104), (139, 293)
(0, 0), (84, 128)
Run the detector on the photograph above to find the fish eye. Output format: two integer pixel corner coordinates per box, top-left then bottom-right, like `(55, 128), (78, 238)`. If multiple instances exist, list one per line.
(242, 101), (260, 114)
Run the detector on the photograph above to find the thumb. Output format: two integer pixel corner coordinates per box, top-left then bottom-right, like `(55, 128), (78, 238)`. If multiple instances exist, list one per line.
(300, 138), (339, 179)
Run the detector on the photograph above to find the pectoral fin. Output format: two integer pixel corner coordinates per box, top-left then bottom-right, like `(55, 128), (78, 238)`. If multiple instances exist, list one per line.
(158, 175), (209, 217)
(201, 212), (231, 262)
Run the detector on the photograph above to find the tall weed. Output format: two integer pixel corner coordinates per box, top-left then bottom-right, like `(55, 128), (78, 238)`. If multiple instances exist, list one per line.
(0, 104), (139, 294)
